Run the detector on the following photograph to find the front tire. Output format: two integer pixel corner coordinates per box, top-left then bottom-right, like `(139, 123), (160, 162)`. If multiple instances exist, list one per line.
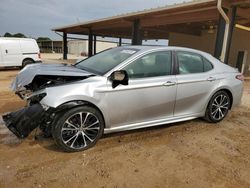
(205, 91), (231, 123)
(52, 106), (104, 152)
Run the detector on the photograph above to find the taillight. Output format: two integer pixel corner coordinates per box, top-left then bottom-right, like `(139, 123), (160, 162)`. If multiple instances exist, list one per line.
(236, 74), (244, 81)
(38, 53), (41, 59)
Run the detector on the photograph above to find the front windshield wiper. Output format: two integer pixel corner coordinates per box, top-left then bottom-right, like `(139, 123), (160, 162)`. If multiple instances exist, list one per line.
(74, 65), (102, 76)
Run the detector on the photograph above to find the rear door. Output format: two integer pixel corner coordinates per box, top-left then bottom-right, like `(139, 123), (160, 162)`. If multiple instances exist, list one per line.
(174, 51), (217, 117)
(2, 39), (22, 66)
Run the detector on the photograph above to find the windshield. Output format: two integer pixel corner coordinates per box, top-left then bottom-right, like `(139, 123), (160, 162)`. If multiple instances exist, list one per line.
(75, 47), (139, 75)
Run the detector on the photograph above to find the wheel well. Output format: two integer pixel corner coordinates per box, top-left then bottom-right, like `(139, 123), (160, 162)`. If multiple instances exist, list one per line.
(56, 100), (106, 128)
(85, 102), (106, 127)
(22, 58), (34, 65)
(219, 89), (233, 109)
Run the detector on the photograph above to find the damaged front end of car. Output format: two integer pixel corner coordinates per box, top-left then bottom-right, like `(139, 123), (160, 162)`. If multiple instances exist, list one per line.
(2, 103), (46, 138)
(2, 63), (94, 138)
(2, 87), (57, 138)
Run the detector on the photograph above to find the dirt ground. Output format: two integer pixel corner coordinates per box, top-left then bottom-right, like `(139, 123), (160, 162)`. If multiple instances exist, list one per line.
(0, 62), (250, 188)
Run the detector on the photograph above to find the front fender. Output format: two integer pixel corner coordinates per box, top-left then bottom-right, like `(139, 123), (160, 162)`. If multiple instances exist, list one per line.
(39, 81), (109, 126)
(39, 77), (105, 109)
(41, 92), (100, 109)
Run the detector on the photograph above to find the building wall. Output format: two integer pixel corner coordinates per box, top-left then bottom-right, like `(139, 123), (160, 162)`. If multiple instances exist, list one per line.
(169, 30), (216, 55)
(97, 41), (118, 53)
(38, 40), (62, 53)
(169, 28), (250, 76)
(68, 40), (117, 56)
(229, 28), (250, 76)
(68, 40), (87, 55)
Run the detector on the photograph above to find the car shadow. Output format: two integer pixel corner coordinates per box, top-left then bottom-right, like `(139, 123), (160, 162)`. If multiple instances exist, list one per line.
(38, 118), (206, 153)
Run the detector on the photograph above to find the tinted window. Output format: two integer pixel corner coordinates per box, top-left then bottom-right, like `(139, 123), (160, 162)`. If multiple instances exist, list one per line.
(177, 52), (203, 74)
(203, 58), (213, 72)
(75, 48), (139, 75)
(124, 51), (172, 78)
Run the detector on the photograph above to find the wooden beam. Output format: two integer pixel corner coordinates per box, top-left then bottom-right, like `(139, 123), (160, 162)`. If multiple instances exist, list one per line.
(153, 6), (217, 18)
(76, 22), (203, 39)
(92, 20), (131, 30)
(141, 9), (219, 27)
(95, 30), (169, 39)
(145, 25), (202, 36)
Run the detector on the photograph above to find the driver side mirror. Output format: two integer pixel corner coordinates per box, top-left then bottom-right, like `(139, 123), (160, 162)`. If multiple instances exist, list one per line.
(109, 70), (129, 88)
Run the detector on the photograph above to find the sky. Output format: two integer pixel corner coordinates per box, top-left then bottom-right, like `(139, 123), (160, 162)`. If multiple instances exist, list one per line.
(0, 0), (192, 40)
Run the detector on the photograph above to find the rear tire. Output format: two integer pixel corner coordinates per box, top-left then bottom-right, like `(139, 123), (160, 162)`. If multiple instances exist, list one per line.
(52, 106), (104, 152)
(204, 91), (231, 123)
(22, 59), (34, 68)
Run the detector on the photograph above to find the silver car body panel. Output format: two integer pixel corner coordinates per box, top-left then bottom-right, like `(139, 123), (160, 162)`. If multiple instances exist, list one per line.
(23, 46), (243, 133)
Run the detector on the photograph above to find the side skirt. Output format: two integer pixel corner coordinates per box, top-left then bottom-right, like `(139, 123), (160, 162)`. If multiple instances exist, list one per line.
(104, 114), (201, 134)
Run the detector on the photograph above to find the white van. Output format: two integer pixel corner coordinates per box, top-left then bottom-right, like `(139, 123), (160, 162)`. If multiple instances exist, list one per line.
(0, 37), (42, 68)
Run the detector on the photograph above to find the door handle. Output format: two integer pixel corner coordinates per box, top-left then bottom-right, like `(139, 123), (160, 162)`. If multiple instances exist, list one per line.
(207, 77), (216, 82)
(5, 49), (8, 54)
(163, 81), (176, 86)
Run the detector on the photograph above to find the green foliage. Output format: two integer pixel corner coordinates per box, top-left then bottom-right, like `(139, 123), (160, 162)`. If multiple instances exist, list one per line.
(13, 33), (27, 38)
(3, 33), (52, 42)
(3, 32), (12, 37)
(3, 32), (26, 38)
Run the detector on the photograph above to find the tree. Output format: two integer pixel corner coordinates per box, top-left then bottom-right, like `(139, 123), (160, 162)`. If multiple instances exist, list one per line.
(13, 33), (26, 38)
(3, 32), (26, 38)
(4, 32), (12, 37)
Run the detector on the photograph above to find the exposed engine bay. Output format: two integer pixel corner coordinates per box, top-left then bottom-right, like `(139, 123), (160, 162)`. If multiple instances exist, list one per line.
(17, 75), (87, 100)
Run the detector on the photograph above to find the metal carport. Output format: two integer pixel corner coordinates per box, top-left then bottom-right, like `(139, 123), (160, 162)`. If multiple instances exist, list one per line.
(52, 0), (250, 66)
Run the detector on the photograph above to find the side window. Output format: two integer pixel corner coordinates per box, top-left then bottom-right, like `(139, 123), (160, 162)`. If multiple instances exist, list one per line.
(124, 51), (172, 78)
(203, 58), (213, 72)
(177, 52), (203, 74)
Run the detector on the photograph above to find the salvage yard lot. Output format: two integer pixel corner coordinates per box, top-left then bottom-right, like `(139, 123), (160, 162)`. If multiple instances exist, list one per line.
(0, 60), (250, 188)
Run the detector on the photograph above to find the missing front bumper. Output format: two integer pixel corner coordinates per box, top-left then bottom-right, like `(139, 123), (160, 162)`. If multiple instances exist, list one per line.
(2, 104), (45, 138)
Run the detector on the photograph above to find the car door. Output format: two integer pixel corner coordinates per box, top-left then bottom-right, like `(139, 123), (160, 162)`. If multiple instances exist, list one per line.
(174, 51), (217, 117)
(104, 50), (177, 128)
(2, 39), (22, 67)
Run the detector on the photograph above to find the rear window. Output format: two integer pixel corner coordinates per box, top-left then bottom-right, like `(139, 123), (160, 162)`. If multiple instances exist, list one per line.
(177, 51), (213, 74)
(203, 58), (213, 72)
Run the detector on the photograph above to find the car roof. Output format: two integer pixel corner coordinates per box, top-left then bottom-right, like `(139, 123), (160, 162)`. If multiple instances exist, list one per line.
(119, 45), (211, 57)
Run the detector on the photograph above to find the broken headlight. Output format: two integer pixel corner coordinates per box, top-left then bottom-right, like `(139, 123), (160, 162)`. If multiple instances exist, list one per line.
(29, 93), (47, 104)
(16, 89), (33, 99)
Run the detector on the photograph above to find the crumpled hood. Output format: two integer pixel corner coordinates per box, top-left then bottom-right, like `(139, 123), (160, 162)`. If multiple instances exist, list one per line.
(11, 63), (93, 91)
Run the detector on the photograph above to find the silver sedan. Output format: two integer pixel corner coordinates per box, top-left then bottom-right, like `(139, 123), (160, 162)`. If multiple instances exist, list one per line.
(2, 46), (244, 152)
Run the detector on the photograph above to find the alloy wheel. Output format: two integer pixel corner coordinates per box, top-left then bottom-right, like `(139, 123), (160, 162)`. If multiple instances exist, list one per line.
(61, 112), (101, 150)
(211, 94), (229, 121)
